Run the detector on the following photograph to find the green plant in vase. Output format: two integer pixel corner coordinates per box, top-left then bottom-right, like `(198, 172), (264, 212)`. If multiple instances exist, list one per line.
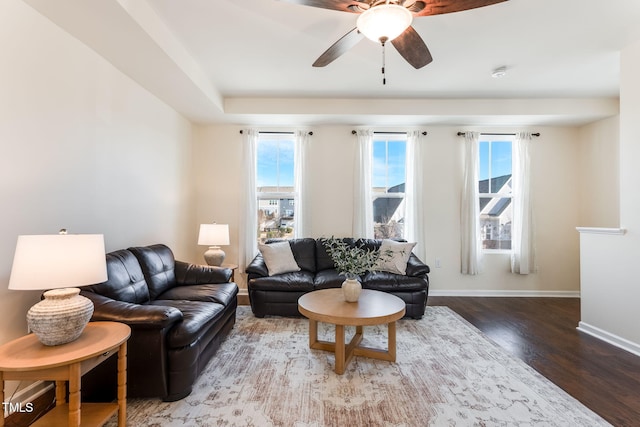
(321, 237), (392, 302)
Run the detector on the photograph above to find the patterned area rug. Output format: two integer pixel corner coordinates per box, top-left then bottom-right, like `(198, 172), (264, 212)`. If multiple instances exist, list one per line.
(110, 306), (610, 426)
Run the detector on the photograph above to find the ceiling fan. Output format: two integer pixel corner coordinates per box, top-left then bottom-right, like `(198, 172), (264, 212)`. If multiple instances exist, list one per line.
(278, 0), (509, 69)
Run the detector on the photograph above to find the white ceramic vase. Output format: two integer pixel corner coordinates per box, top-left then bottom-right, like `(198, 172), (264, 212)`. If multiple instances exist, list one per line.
(342, 277), (362, 302)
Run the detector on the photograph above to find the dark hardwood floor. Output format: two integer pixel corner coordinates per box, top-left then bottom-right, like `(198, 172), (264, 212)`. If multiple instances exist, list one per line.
(429, 297), (640, 426)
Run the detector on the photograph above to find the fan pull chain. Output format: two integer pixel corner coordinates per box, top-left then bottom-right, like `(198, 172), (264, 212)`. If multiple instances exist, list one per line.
(380, 36), (388, 85)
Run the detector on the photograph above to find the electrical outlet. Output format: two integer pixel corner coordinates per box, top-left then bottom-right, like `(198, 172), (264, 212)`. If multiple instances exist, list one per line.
(435, 257), (442, 268)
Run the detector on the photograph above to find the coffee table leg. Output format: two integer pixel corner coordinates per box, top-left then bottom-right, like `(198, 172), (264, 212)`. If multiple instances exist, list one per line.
(388, 321), (397, 362)
(335, 324), (346, 374)
(308, 319), (318, 348)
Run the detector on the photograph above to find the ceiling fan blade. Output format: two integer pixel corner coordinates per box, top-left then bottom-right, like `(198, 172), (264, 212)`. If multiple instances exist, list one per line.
(391, 26), (433, 69)
(409, 0), (508, 17)
(313, 28), (365, 67)
(276, 0), (366, 13)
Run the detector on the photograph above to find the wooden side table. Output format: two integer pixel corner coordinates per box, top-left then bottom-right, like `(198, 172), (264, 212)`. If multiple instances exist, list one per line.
(0, 322), (130, 427)
(221, 263), (238, 282)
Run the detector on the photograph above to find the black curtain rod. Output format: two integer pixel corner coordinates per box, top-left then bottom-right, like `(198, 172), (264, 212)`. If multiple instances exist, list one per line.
(457, 132), (540, 137)
(351, 130), (427, 135)
(239, 130), (313, 135)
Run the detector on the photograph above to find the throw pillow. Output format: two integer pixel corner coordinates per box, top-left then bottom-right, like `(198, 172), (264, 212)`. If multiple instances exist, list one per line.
(259, 241), (301, 276)
(375, 239), (416, 275)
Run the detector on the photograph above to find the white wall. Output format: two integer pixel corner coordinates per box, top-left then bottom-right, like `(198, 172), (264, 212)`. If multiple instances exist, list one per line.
(0, 0), (195, 356)
(578, 39), (640, 354)
(194, 124), (586, 296)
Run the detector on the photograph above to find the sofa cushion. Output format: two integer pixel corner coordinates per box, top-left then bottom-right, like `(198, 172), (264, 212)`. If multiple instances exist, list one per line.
(249, 270), (315, 292)
(363, 271), (428, 292)
(83, 249), (150, 304)
(151, 300), (225, 348)
(316, 238), (357, 271)
(288, 238), (316, 272)
(129, 244), (177, 300)
(315, 239), (335, 272)
(313, 269), (347, 290)
(375, 240), (417, 275)
(158, 282), (238, 307)
(259, 241), (301, 276)
(355, 238), (382, 251)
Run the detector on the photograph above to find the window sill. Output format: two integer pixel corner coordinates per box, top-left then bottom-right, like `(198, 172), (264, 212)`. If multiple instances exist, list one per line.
(482, 249), (512, 255)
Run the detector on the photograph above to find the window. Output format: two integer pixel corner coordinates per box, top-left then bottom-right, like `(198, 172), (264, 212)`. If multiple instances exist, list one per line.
(372, 134), (407, 239)
(256, 134), (295, 243)
(478, 136), (514, 250)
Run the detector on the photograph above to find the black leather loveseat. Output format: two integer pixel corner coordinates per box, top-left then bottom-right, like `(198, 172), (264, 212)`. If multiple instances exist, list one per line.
(247, 238), (429, 319)
(79, 244), (238, 402)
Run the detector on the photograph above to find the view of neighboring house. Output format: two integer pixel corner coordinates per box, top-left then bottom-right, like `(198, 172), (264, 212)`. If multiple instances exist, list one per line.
(479, 175), (513, 250)
(373, 183), (405, 239)
(258, 195), (295, 242)
(371, 175), (514, 248)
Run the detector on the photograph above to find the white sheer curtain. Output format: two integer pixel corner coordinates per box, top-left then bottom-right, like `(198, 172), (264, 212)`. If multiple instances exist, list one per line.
(511, 132), (535, 274)
(240, 129), (259, 273)
(461, 131), (482, 275)
(294, 130), (312, 238)
(353, 129), (374, 238)
(404, 130), (427, 261)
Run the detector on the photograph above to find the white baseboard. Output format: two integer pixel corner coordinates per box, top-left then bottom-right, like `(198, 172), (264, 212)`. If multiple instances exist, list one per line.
(3, 381), (53, 417)
(429, 290), (580, 298)
(577, 322), (640, 357)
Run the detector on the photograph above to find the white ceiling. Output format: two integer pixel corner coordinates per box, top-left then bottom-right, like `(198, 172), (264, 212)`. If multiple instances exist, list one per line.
(24, 0), (640, 126)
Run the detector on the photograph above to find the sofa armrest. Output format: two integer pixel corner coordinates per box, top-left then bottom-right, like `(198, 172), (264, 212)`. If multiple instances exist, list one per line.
(82, 292), (183, 329)
(174, 260), (232, 284)
(246, 254), (268, 278)
(405, 254), (430, 277)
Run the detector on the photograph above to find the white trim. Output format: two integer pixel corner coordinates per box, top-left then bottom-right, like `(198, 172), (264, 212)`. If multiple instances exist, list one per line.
(577, 322), (640, 357)
(575, 227), (626, 235)
(3, 381), (52, 417)
(429, 290), (580, 298)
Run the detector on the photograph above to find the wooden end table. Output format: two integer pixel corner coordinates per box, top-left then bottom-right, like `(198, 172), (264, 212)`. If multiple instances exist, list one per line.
(221, 263), (238, 282)
(0, 321), (130, 427)
(298, 289), (405, 374)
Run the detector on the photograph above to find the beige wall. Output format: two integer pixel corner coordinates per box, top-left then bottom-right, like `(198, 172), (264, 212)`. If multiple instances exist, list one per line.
(194, 124), (590, 295)
(0, 0), (195, 355)
(577, 116), (620, 227)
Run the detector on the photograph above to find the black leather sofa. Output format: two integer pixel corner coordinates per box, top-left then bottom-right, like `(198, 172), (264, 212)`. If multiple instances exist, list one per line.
(247, 238), (430, 319)
(79, 244), (238, 402)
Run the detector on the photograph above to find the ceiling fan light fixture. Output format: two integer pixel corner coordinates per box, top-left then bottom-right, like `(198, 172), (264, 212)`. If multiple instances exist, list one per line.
(356, 4), (413, 43)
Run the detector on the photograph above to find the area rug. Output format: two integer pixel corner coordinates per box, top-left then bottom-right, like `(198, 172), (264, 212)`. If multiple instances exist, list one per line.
(109, 306), (610, 426)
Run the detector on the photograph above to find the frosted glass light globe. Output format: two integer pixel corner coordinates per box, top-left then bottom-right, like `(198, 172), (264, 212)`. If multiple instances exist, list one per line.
(357, 4), (413, 43)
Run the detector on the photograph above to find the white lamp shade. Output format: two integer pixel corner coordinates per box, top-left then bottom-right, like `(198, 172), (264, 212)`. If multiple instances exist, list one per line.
(356, 4), (413, 43)
(8, 234), (108, 291)
(198, 224), (230, 246)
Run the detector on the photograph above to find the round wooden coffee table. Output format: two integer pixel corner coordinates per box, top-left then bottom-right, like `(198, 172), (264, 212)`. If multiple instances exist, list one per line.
(298, 288), (405, 374)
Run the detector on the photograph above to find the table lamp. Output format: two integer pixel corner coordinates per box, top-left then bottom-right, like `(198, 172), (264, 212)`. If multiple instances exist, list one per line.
(198, 223), (229, 266)
(8, 230), (107, 346)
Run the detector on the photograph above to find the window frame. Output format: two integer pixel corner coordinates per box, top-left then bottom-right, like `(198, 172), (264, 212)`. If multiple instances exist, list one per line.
(478, 135), (515, 254)
(255, 133), (297, 244)
(371, 133), (408, 240)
